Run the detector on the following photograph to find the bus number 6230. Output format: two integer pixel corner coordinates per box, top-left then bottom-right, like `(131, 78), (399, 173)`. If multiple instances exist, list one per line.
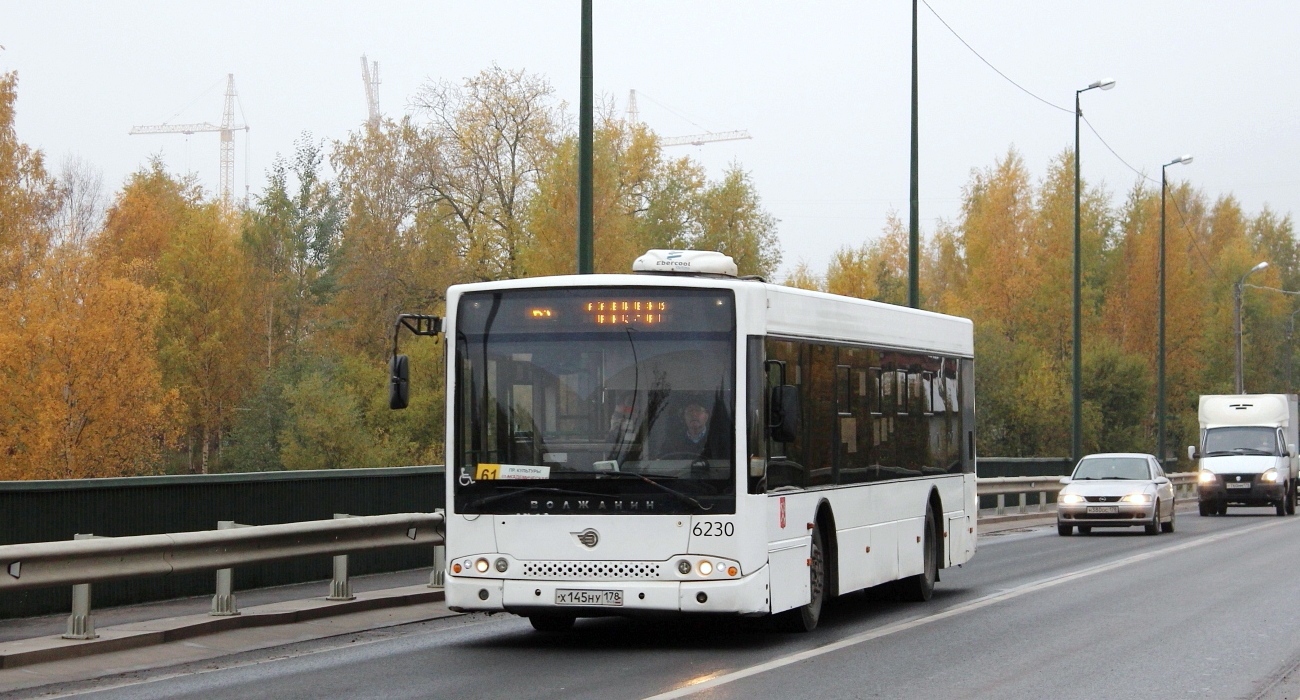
(693, 521), (734, 537)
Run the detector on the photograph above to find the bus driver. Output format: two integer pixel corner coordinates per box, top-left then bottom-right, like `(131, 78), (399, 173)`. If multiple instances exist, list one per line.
(657, 402), (723, 460)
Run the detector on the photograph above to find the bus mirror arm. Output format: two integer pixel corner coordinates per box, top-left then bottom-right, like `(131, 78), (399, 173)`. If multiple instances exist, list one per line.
(389, 314), (443, 410)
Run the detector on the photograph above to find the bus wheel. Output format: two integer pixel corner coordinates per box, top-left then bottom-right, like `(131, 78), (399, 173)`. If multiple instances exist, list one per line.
(777, 523), (826, 632)
(899, 507), (937, 602)
(1288, 481), (1296, 515)
(529, 614), (575, 632)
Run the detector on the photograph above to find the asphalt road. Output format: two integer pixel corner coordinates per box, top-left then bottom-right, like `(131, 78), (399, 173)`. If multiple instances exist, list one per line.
(62, 508), (1300, 700)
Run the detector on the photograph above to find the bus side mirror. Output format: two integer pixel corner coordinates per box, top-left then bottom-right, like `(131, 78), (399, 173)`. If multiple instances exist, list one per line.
(769, 385), (800, 443)
(389, 354), (410, 410)
(1187, 445), (1198, 461)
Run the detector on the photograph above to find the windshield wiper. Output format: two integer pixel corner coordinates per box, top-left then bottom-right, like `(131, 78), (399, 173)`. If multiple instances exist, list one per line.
(1232, 448), (1275, 455)
(595, 471), (712, 511)
(465, 486), (612, 510)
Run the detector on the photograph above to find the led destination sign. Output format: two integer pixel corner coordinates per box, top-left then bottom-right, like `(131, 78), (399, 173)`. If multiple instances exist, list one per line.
(460, 288), (731, 335)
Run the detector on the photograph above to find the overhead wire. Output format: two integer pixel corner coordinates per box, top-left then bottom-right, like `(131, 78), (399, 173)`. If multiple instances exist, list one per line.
(920, 0), (1070, 115)
(922, 0), (1222, 277)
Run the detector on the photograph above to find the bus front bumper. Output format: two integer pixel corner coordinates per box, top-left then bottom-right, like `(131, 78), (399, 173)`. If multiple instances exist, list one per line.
(445, 565), (770, 617)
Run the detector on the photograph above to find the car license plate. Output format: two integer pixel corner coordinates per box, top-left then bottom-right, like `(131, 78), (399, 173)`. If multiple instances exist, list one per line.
(555, 589), (623, 606)
(1226, 482), (1251, 489)
(1085, 506), (1119, 514)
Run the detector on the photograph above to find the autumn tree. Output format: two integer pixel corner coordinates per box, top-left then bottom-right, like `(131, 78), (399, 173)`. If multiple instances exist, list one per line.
(156, 203), (257, 473)
(411, 65), (560, 281)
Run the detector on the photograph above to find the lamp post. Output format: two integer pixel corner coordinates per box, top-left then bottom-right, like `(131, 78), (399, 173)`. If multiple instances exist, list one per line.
(1288, 308), (1300, 393)
(1158, 154), (1192, 465)
(1235, 261), (1269, 394)
(1073, 78), (1115, 462)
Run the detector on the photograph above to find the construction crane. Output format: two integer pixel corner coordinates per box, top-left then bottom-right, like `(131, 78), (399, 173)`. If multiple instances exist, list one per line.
(129, 74), (249, 209)
(627, 89), (751, 148)
(361, 55), (381, 126)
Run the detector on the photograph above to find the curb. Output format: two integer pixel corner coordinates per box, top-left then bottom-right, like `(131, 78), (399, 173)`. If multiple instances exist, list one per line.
(0, 585), (443, 670)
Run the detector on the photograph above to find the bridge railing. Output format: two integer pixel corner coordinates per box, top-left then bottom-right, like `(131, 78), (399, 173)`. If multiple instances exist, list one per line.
(976, 473), (1199, 517)
(0, 512), (444, 639)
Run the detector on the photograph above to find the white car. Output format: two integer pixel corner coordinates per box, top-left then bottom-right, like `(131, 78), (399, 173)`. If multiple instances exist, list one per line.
(1056, 453), (1176, 536)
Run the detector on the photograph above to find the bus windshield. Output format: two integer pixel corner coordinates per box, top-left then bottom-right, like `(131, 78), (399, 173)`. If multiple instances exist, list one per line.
(1203, 426), (1280, 456)
(453, 287), (736, 515)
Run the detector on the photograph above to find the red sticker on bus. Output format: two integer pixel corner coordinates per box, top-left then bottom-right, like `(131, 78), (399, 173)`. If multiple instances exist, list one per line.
(780, 497), (786, 529)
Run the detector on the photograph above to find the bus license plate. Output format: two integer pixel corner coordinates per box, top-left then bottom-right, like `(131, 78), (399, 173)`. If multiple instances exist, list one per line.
(555, 589), (623, 606)
(1085, 506), (1119, 514)
(1226, 482), (1251, 489)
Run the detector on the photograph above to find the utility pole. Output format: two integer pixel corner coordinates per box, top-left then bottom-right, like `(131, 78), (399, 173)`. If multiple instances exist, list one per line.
(577, 0), (594, 274)
(908, 0), (920, 309)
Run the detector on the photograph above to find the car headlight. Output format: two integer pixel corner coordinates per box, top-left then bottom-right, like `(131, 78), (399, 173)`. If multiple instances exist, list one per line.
(1262, 468), (1279, 483)
(1059, 493), (1086, 505)
(1198, 470), (1217, 484)
(1120, 492), (1153, 504)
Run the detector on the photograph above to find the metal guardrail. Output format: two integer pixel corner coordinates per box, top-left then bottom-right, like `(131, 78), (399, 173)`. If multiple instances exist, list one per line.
(0, 512), (445, 639)
(975, 474), (1199, 516)
(0, 512), (444, 593)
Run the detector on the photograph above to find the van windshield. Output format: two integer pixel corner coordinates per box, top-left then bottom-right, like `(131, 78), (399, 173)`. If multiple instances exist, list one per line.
(1203, 426), (1280, 456)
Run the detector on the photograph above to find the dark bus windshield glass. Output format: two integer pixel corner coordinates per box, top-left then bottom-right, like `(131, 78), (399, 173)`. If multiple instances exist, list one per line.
(1203, 427), (1280, 456)
(1072, 457), (1152, 480)
(454, 287), (736, 515)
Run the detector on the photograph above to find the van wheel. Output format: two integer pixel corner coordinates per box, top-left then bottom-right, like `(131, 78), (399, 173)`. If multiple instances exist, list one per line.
(777, 522), (826, 632)
(899, 507), (937, 602)
(1288, 480), (1296, 515)
(529, 614), (575, 632)
(1277, 499), (1287, 517)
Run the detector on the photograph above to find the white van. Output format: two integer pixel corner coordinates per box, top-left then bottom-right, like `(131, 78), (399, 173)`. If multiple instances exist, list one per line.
(1190, 394), (1298, 516)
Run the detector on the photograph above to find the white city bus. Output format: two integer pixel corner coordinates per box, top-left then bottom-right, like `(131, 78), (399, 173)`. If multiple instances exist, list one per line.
(416, 250), (977, 632)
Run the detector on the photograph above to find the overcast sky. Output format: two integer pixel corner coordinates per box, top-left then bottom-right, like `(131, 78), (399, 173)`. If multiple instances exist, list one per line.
(3, 1), (1298, 277)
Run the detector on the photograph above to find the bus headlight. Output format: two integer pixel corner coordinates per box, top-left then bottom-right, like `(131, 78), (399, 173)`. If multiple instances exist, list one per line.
(1198, 470), (1217, 484)
(1120, 492), (1153, 504)
(475, 558), (490, 573)
(1262, 468), (1279, 483)
(698, 561), (713, 576)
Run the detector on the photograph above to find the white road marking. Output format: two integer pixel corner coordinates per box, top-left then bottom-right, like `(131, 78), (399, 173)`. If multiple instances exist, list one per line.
(643, 518), (1294, 699)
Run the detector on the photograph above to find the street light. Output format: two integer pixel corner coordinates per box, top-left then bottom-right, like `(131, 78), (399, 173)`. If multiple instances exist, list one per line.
(1073, 77), (1115, 462)
(1157, 154), (1192, 465)
(1235, 261), (1269, 394)
(1288, 308), (1300, 393)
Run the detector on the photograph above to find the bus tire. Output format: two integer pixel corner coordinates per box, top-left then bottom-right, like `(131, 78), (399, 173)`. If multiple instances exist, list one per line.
(899, 507), (937, 602)
(1288, 480), (1296, 515)
(777, 523), (826, 632)
(529, 614), (575, 632)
